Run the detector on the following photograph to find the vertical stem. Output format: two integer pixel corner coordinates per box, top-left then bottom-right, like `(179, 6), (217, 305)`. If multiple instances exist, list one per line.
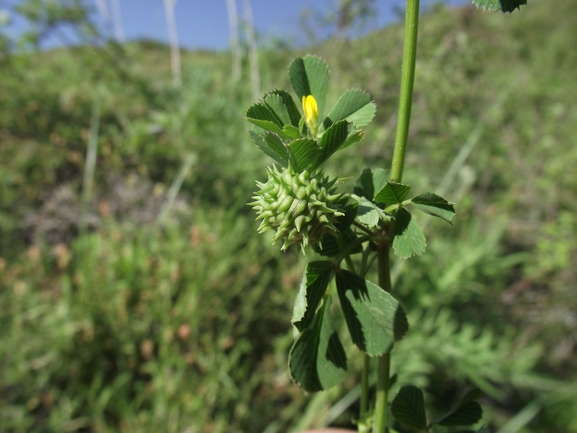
(390, 0), (420, 183)
(373, 244), (392, 433)
(373, 1), (420, 431)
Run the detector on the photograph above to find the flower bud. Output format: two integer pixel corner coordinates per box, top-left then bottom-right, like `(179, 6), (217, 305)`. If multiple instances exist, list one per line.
(302, 95), (319, 137)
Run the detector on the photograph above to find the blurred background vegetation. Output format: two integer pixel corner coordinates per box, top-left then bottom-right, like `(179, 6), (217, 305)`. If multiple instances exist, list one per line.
(1, 1), (576, 432)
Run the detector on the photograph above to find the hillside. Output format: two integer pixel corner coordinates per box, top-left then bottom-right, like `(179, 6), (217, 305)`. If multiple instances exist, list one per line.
(1, 1), (576, 432)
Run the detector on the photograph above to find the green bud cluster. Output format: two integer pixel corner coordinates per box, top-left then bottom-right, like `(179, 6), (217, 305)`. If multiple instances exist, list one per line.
(250, 165), (344, 251)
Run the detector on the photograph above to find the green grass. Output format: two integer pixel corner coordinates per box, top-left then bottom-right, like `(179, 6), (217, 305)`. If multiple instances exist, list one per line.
(1, 2), (577, 432)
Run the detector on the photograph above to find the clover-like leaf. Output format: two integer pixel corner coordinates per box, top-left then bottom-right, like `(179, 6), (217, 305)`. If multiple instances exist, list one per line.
(410, 192), (456, 224)
(391, 386), (428, 431)
(374, 181), (411, 205)
(315, 227), (360, 258)
(248, 130), (288, 167)
(355, 196), (391, 229)
(264, 90), (301, 127)
(246, 103), (301, 140)
(323, 88), (376, 131)
(354, 168), (388, 200)
(314, 120), (350, 168)
(437, 388), (483, 427)
(246, 102), (283, 127)
(392, 208), (426, 259)
(292, 261), (334, 332)
(336, 270), (409, 356)
(289, 55), (330, 120)
(287, 138), (320, 172)
(289, 295), (347, 392)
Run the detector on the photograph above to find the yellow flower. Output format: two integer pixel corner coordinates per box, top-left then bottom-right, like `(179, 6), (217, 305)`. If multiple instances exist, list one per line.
(302, 95), (319, 136)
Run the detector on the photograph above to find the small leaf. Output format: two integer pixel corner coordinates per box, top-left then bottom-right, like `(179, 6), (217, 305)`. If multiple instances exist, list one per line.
(392, 208), (426, 259)
(248, 130), (289, 167)
(338, 127), (364, 151)
(354, 168), (388, 200)
(374, 181), (412, 204)
(264, 93), (293, 127)
(437, 388), (483, 427)
(314, 202), (359, 256)
(265, 90), (301, 126)
(410, 192), (456, 224)
(472, 0), (527, 13)
(314, 120), (350, 168)
(289, 55), (330, 119)
(246, 103), (283, 127)
(247, 104), (301, 140)
(439, 401), (483, 427)
(461, 388), (483, 405)
(334, 202), (358, 233)
(323, 88), (376, 130)
(355, 197), (391, 228)
(282, 124), (301, 140)
(354, 169), (375, 199)
(289, 295), (347, 392)
(336, 270), (409, 356)
(292, 261), (334, 332)
(315, 228), (360, 257)
(287, 138), (320, 172)
(391, 386), (428, 431)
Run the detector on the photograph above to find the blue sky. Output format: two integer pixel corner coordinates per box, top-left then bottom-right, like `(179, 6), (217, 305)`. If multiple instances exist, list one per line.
(2, 0), (472, 50)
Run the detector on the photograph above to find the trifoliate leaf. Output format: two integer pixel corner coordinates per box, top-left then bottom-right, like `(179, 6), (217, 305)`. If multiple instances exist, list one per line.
(246, 103), (301, 140)
(355, 196), (391, 228)
(315, 120), (350, 168)
(336, 270), (409, 356)
(354, 168), (388, 200)
(438, 388), (483, 427)
(391, 386), (428, 431)
(264, 93), (293, 127)
(248, 130), (288, 167)
(287, 138), (320, 172)
(472, 0), (527, 13)
(282, 125), (301, 140)
(264, 89), (301, 127)
(289, 55), (330, 120)
(374, 181), (411, 204)
(292, 261), (334, 332)
(392, 208), (426, 259)
(246, 103), (283, 127)
(289, 295), (347, 392)
(323, 88), (376, 130)
(410, 192), (456, 224)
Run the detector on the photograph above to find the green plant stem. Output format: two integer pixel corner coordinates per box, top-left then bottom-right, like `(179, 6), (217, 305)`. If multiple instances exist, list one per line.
(390, 0), (421, 183)
(372, 1), (420, 430)
(373, 243), (392, 433)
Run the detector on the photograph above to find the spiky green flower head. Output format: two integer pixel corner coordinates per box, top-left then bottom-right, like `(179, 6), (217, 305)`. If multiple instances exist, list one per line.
(249, 165), (344, 252)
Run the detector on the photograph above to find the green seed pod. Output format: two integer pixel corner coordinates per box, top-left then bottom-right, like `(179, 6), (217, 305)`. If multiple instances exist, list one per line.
(249, 165), (344, 251)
